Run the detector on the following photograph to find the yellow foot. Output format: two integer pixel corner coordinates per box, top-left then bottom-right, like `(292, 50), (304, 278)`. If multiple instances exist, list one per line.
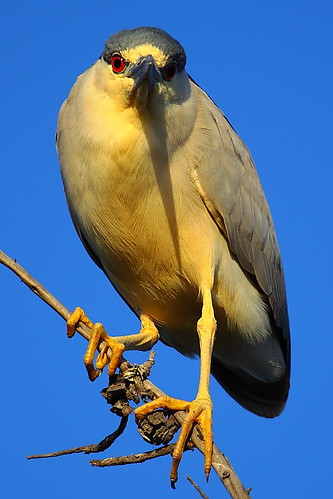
(134, 395), (213, 486)
(66, 307), (125, 381)
(66, 308), (159, 382)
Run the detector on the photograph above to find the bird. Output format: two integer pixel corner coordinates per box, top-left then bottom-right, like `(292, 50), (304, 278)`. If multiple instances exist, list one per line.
(56, 26), (290, 484)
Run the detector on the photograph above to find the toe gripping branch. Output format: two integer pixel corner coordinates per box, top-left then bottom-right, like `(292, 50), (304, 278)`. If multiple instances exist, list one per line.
(135, 395), (213, 486)
(67, 307), (125, 381)
(66, 307), (213, 487)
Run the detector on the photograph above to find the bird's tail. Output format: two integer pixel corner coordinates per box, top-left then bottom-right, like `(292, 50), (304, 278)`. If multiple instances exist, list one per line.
(211, 356), (290, 418)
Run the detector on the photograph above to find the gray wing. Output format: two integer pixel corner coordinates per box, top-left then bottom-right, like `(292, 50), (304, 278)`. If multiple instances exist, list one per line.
(192, 82), (290, 348)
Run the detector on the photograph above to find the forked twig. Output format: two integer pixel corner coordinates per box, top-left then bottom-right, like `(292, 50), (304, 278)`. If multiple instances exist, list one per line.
(0, 249), (250, 498)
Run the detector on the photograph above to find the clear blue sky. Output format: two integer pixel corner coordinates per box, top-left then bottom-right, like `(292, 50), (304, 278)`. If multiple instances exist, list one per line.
(1, 1), (332, 498)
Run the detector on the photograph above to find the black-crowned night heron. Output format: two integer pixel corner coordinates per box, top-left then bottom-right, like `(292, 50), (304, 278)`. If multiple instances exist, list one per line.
(56, 26), (290, 484)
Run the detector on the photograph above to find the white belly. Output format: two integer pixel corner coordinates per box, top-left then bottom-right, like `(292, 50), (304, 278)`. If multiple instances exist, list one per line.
(61, 134), (271, 352)
(66, 143), (221, 326)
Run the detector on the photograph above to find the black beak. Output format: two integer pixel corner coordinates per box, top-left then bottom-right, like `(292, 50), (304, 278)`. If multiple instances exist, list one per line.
(126, 54), (162, 93)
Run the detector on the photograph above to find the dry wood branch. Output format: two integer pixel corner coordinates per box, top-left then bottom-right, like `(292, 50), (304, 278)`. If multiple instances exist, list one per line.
(27, 446), (95, 459)
(90, 442), (178, 467)
(27, 416), (128, 459)
(0, 249), (250, 499)
(187, 475), (209, 499)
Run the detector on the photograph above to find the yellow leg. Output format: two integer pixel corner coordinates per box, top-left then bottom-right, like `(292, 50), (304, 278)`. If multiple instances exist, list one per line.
(135, 287), (216, 485)
(67, 307), (159, 381)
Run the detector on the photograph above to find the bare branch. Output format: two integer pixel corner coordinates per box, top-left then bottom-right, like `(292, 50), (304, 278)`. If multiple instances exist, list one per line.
(187, 475), (209, 499)
(90, 442), (178, 467)
(0, 250), (251, 498)
(27, 416), (128, 459)
(28, 446), (94, 459)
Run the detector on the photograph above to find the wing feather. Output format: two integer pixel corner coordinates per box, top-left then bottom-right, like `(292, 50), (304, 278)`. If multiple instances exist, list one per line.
(191, 82), (290, 349)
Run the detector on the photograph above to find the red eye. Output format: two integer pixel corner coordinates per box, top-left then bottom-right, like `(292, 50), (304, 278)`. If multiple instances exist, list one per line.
(110, 54), (126, 73)
(163, 62), (178, 81)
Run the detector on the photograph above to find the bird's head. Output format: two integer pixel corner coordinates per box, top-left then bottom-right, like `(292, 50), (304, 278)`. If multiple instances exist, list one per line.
(95, 27), (191, 114)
